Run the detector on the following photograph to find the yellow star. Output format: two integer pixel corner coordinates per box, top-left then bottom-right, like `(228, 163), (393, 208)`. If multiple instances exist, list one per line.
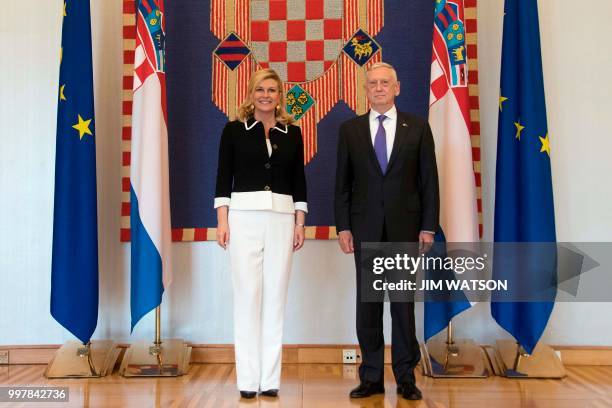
(514, 120), (525, 140)
(539, 133), (551, 156)
(72, 114), (93, 140)
(499, 95), (508, 111)
(59, 84), (67, 101)
(63, 2), (67, 17)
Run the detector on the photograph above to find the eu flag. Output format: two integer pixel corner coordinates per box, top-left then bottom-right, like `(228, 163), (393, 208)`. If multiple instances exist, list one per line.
(51, 0), (98, 344)
(492, 0), (556, 354)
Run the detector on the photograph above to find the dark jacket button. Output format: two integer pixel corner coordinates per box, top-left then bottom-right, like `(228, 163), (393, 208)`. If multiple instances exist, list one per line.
(265, 163), (271, 169)
(264, 185), (271, 191)
(272, 144), (278, 150)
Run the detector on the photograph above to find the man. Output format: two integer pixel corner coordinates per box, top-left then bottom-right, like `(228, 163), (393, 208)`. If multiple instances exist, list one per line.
(335, 62), (439, 400)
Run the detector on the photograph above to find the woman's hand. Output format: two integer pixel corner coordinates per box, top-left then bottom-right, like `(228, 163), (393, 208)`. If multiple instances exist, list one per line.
(293, 210), (306, 251)
(216, 206), (230, 249)
(216, 221), (230, 249)
(293, 224), (305, 251)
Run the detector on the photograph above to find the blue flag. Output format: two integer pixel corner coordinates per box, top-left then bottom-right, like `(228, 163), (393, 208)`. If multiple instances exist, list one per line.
(424, 227), (472, 342)
(51, 0), (98, 344)
(492, 0), (556, 354)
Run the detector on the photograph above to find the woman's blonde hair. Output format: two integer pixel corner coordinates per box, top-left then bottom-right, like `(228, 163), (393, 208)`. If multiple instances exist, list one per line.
(237, 69), (295, 125)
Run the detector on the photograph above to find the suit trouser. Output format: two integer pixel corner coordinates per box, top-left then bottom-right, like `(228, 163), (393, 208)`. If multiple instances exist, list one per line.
(228, 209), (295, 391)
(354, 225), (421, 385)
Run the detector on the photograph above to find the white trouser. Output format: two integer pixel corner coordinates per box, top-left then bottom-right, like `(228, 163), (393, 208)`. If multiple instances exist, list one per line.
(228, 209), (295, 391)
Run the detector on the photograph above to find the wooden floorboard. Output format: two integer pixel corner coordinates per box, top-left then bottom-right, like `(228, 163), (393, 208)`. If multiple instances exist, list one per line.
(1, 364), (611, 407)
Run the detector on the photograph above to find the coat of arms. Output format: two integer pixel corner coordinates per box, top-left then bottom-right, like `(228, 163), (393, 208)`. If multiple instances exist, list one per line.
(211, 0), (384, 163)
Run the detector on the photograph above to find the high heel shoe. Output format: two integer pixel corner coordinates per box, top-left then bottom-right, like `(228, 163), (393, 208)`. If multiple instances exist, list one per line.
(260, 389), (278, 397)
(239, 391), (257, 399)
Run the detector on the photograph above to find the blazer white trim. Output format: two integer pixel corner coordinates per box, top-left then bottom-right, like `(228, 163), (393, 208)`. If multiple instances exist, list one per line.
(273, 124), (288, 134)
(244, 120), (258, 130)
(243, 120), (288, 134)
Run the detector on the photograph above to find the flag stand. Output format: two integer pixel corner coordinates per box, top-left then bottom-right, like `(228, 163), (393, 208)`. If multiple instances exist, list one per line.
(45, 340), (119, 378)
(421, 321), (490, 377)
(119, 306), (191, 377)
(485, 340), (565, 378)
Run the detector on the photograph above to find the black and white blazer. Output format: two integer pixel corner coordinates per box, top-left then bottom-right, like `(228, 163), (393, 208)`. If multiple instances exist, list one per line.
(214, 118), (308, 213)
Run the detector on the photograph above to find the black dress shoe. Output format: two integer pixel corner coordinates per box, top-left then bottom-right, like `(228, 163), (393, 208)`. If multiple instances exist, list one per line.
(349, 381), (385, 398)
(240, 391), (257, 399)
(397, 382), (422, 400)
(260, 389), (278, 397)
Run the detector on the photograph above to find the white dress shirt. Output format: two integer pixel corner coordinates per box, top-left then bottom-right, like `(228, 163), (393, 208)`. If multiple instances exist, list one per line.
(369, 105), (397, 161)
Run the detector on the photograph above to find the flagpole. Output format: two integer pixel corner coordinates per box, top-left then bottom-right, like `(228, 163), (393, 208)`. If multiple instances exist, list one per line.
(445, 320), (460, 358)
(153, 307), (164, 373)
(46, 0), (121, 380)
(119, 0), (191, 378)
(120, 305), (191, 377)
(490, 0), (565, 379)
(446, 321), (454, 345)
(423, 0), (487, 378)
(153, 306), (162, 370)
(45, 340), (119, 378)
(155, 307), (161, 346)
(84, 342), (98, 376)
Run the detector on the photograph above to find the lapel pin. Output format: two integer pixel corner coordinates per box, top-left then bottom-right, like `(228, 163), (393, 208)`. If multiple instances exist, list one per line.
(401, 123), (408, 127)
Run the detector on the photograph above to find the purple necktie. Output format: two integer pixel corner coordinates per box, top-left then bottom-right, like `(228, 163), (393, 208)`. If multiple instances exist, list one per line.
(374, 114), (388, 173)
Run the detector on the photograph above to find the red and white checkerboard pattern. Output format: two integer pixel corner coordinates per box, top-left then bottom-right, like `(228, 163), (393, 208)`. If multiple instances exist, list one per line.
(120, 0), (482, 241)
(250, 0), (343, 82)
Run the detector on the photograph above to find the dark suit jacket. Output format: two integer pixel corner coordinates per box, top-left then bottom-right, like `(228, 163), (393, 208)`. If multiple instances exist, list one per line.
(334, 110), (439, 242)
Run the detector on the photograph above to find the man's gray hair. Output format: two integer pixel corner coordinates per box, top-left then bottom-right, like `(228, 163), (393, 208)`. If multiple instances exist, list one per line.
(366, 62), (398, 81)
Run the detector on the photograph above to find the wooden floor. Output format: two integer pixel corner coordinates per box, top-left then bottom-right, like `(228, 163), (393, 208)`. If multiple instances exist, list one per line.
(1, 364), (612, 407)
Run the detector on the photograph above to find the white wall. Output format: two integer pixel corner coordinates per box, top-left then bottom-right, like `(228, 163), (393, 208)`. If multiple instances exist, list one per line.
(1, 0), (611, 346)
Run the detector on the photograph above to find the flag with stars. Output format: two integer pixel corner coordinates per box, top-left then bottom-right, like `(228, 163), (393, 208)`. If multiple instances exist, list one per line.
(492, 0), (557, 355)
(51, 0), (99, 344)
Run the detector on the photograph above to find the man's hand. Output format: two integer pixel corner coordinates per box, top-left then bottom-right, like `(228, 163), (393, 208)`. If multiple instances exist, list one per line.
(419, 231), (434, 254)
(338, 230), (354, 254)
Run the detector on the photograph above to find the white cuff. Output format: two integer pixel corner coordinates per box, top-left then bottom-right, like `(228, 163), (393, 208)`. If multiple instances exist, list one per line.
(294, 201), (308, 213)
(214, 197), (231, 208)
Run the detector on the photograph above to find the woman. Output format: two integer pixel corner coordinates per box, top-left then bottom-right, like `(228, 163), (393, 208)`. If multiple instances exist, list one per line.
(214, 69), (307, 399)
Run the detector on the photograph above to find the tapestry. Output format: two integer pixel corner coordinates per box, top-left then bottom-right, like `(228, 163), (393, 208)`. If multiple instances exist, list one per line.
(120, 0), (482, 242)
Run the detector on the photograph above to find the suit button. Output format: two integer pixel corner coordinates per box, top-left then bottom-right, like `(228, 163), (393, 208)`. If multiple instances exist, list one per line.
(272, 144), (278, 150)
(264, 185), (271, 191)
(264, 163), (271, 169)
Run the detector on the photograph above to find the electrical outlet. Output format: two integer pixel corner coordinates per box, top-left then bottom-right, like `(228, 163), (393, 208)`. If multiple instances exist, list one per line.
(343, 365), (358, 379)
(0, 350), (8, 365)
(342, 349), (357, 364)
